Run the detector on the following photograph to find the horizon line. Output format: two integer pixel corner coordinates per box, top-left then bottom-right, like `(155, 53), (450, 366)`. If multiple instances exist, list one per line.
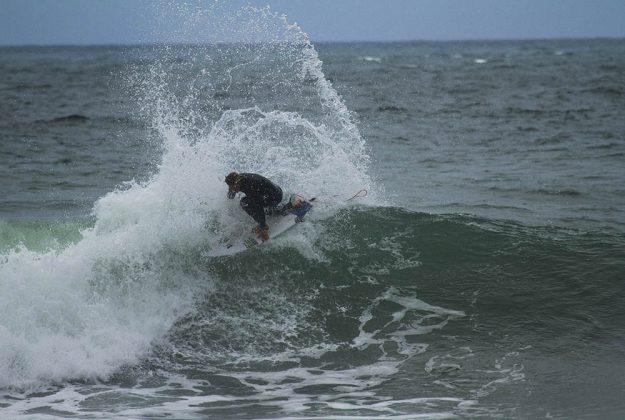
(1, 35), (624, 49)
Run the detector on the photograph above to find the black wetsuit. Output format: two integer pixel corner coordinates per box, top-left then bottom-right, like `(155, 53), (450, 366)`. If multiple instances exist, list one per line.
(228, 173), (283, 229)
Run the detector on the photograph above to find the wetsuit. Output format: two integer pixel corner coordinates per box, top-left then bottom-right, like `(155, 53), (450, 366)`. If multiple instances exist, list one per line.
(228, 173), (283, 229)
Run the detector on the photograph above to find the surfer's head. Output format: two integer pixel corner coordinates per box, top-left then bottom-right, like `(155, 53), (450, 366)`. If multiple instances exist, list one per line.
(225, 172), (242, 191)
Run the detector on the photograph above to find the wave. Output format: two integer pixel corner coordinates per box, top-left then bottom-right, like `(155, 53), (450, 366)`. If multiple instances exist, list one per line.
(49, 114), (90, 123)
(0, 218), (88, 253)
(487, 185), (583, 197)
(582, 86), (624, 97)
(2, 202), (624, 419)
(359, 56), (382, 63)
(0, 3), (377, 389)
(376, 104), (408, 113)
(3, 146), (623, 390)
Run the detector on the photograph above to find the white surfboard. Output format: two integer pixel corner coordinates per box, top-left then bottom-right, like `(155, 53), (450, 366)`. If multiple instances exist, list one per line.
(206, 198), (313, 257)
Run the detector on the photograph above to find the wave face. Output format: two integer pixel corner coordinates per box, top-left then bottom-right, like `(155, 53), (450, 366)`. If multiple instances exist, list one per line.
(3, 207), (623, 417)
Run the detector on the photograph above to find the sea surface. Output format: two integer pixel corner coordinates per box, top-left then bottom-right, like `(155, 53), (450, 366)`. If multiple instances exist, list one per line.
(1, 6), (625, 419)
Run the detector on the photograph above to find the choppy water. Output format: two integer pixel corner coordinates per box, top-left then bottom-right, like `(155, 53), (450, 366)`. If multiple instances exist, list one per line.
(1, 4), (625, 419)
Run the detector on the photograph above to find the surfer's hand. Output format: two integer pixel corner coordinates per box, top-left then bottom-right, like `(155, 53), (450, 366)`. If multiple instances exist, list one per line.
(279, 203), (292, 216)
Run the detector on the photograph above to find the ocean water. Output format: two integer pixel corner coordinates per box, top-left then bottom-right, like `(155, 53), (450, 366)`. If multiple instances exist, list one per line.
(1, 6), (625, 420)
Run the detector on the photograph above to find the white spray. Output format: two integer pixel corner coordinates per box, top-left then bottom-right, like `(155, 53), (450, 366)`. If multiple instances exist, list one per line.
(0, 3), (375, 388)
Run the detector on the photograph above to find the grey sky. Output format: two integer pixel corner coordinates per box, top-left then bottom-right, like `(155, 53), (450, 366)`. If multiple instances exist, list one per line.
(1, 0), (624, 46)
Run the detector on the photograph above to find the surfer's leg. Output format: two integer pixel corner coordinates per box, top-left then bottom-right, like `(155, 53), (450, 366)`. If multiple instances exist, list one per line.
(261, 189), (283, 216)
(240, 196), (267, 228)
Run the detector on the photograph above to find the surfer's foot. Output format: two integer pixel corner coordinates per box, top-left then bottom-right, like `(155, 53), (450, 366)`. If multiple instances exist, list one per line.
(254, 225), (270, 241)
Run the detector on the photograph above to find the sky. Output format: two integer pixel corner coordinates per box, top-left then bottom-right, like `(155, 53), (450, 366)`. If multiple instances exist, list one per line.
(1, 0), (625, 46)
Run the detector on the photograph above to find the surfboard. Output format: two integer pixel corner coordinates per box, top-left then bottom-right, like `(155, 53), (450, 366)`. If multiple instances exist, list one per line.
(206, 197), (313, 257)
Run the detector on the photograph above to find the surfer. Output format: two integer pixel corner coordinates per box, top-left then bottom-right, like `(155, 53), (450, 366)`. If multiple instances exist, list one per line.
(225, 172), (283, 241)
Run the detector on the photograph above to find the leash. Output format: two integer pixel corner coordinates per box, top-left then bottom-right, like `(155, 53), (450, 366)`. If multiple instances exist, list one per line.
(308, 188), (368, 203)
(345, 189), (368, 201)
